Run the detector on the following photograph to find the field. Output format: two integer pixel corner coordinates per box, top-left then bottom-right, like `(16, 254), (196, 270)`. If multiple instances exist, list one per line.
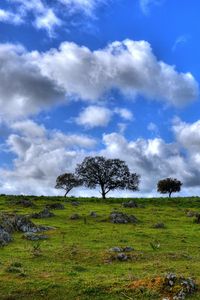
(0, 195), (200, 300)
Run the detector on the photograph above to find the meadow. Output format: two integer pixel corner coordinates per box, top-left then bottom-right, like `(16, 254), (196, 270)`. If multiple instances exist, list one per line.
(0, 195), (200, 300)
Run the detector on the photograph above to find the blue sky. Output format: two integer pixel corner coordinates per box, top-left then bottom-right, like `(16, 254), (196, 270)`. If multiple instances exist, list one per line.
(0, 0), (200, 197)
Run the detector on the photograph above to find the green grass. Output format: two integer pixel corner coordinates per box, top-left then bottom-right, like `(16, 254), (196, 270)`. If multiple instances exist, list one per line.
(0, 195), (200, 299)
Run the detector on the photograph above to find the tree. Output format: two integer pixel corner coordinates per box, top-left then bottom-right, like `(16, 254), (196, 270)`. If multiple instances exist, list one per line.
(55, 173), (82, 197)
(157, 177), (182, 198)
(75, 156), (140, 199)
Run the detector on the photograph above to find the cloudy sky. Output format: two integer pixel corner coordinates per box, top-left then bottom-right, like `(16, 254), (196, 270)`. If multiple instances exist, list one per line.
(0, 0), (200, 197)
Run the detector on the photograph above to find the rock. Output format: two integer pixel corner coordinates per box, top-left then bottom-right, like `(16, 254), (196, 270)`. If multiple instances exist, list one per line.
(46, 203), (64, 210)
(71, 201), (80, 206)
(31, 208), (55, 219)
(110, 211), (138, 224)
(123, 246), (134, 252)
(117, 253), (128, 261)
(70, 214), (81, 220)
(23, 232), (48, 241)
(194, 215), (200, 223)
(10, 198), (35, 208)
(163, 273), (197, 300)
(0, 226), (12, 246)
(122, 200), (138, 208)
(153, 222), (165, 229)
(109, 247), (123, 252)
(90, 211), (98, 217)
(186, 211), (199, 217)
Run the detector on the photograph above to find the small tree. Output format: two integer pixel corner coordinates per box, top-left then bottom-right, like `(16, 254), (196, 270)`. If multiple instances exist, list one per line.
(75, 156), (140, 199)
(55, 173), (82, 197)
(157, 177), (182, 198)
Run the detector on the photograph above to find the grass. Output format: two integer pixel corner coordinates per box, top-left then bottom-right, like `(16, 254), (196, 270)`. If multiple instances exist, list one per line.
(0, 195), (200, 299)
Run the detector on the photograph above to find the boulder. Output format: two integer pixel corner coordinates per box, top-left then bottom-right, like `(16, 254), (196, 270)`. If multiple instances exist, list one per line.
(71, 201), (80, 206)
(23, 232), (48, 241)
(90, 211), (98, 217)
(186, 211), (199, 217)
(109, 247), (123, 252)
(70, 214), (81, 220)
(152, 222), (165, 229)
(122, 200), (138, 208)
(116, 253), (128, 261)
(0, 226), (12, 246)
(46, 203), (65, 210)
(110, 211), (138, 224)
(31, 208), (55, 219)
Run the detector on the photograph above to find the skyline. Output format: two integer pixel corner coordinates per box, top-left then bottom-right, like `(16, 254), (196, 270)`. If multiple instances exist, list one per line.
(0, 0), (200, 197)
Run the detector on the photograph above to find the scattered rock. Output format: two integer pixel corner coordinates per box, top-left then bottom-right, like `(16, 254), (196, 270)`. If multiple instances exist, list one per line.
(70, 214), (81, 220)
(90, 211), (98, 218)
(122, 200), (138, 208)
(194, 214), (200, 224)
(31, 208), (55, 219)
(163, 273), (197, 300)
(116, 253), (128, 261)
(152, 222), (165, 229)
(23, 232), (48, 241)
(46, 203), (64, 210)
(186, 211), (199, 217)
(109, 246), (134, 252)
(9, 198), (35, 208)
(110, 211), (138, 224)
(0, 226), (12, 246)
(0, 213), (54, 246)
(109, 247), (123, 252)
(71, 201), (80, 206)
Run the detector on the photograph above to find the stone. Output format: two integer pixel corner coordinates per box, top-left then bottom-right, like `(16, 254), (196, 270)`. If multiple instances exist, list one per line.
(71, 201), (80, 206)
(23, 232), (48, 241)
(122, 200), (138, 208)
(70, 214), (81, 220)
(110, 211), (138, 224)
(0, 226), (12, 246)
(46, 203), (64, 210)
(123, 246), (134, 252)
(31, 208), (55, 219)
(194, 214), (200, 224)
(109, 247), (123, 252)
(153, 222), (165, 229)
(186, 211), (199, 217)
(116, 253), (128, 261)
(90, 211), (98, 217)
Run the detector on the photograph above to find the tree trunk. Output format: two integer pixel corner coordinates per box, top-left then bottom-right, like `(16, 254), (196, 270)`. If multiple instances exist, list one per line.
(102, 190), (106, 199)
(64, 191), (68, 197)
(169, 191), (172, 198)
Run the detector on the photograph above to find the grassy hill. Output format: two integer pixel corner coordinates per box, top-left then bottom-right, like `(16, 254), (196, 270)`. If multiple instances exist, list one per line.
(0, 195), (200, 299)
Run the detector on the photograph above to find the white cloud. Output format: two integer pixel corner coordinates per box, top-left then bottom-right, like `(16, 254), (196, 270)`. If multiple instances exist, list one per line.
(0, 120), (96, 195)
(114, 108), (133, 120)
(0, 39), (198, 121)
(172, 35), (189, 52)
(34, 9), (62, 36)
(34, 39), (198, 106)
(76, 105), (112, 128)
(140, 0), (164, 15)
(0, 8), (23, 24)
(147, 122), (158, 133)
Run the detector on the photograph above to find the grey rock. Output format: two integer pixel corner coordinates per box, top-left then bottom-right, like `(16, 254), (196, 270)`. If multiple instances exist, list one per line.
(23, 232), (48, 241)
(123, 246), (134, 252)
(110, 211), (138, 224)
(186, 211), (199, 217)
(0, 226), (12, 246)
(90, 211), (98, 217)
(109, 247), (123, 252)
(153, 222), (165, 229)
(71, 201), (80, 206)
(31, 208), (55, 219)
(117, 253), (128, 261)
(122, 200), (138, 208)
(70, 214), (80, 220)
(46, 203), (64, 210)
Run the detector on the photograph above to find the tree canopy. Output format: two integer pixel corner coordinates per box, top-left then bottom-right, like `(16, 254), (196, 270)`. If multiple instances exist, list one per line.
(157, 177), (182, 198)
(55, 173), (82, 197)
(75, 156), (140, 199)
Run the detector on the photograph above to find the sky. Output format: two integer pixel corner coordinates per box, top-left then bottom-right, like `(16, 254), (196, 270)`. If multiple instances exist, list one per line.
(0, 0), (200, 197)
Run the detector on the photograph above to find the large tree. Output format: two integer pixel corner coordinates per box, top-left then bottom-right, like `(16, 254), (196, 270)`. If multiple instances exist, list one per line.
(75, 156), (140, 199)
(55, 173), (82, 197)
(157, 177), (182, 198)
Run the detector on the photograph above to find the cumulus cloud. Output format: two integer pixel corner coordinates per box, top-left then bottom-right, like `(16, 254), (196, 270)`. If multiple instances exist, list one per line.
(0, 0), (106, 34)
(76, 105), (112, 128)
(0, 44), (65, 120)
(0, 39), (198, 121)
(114, 108), (133, 120)
(0, 120), (96, 195)
(33, 39), (198, 106)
